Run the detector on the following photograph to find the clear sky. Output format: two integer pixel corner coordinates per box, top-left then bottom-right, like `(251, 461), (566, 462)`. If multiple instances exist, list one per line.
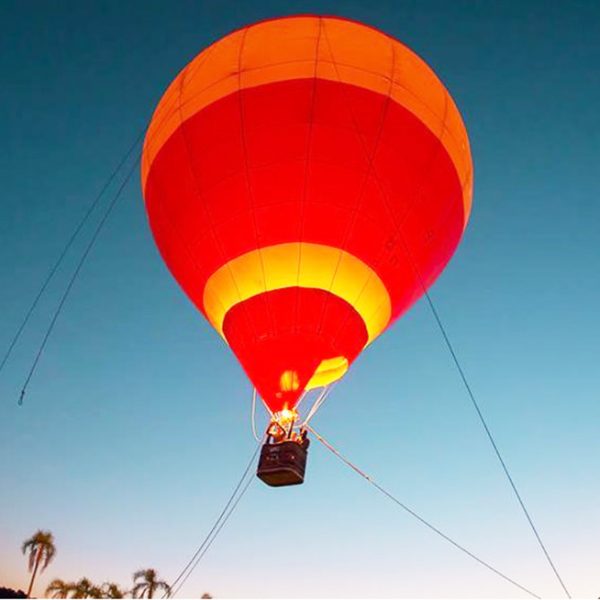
(1, 0), (599, 598)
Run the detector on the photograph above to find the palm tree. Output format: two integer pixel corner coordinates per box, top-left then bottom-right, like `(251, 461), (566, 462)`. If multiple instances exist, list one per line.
(22, 530), (56, 597)
(70, 578), (102, 599)
(45, 578), (73, 598)
(101, 582), (125, 599)
(132, 569), (171, 599)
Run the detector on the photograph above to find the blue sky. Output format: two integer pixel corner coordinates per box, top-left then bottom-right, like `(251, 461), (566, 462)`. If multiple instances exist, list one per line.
(1, 0), (599, 597)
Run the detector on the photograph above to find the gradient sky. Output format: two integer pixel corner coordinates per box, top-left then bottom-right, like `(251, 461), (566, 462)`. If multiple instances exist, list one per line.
(1, 1), (599, 598)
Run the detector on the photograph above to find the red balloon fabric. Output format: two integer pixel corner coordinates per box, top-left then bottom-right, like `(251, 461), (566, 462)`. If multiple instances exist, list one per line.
(142, 15), (473, 413)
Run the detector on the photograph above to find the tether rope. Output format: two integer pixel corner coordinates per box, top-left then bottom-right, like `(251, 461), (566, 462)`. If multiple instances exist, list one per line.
(319, 25), (569, 596)
(420, 288), (571, 598)
(18, 150), (141, 405)
(308, 425), (541, 599)
(165, 442), (261, 598)
(170, 475), (254, 598)
(1, 132), (144, 381)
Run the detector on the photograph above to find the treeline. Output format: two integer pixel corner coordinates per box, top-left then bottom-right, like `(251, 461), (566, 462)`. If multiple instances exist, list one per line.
(15, 530), (212, 599)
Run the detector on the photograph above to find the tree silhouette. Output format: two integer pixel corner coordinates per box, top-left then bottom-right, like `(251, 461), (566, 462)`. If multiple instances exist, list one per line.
(69, 578), (102, 599)
(0, 587), (27, 599)
(131, 569), (171, 599)
(101, 582), (126, 599)
(22, 530), (56, 597)
(46, 578), (73, 598)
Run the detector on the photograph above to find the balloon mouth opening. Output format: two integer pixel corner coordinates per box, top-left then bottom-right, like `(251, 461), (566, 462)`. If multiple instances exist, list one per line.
(270, 407), (298, 431)
(266, 406), (304, 445)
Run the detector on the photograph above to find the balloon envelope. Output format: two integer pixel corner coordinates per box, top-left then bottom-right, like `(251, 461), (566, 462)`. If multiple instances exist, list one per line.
(141, 15), (473, 413)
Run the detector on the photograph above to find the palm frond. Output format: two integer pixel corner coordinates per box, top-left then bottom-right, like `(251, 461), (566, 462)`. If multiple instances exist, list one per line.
(131, 582), (147, 599)
(28, 549), (37, 572)
(43, 543), (56, 569)
(22, 530), (56, 573)
(45, 578), (73, 599)
(157, 582), (170, 593)
(101, 582), (125, 599)
(133, 570), (147, 583)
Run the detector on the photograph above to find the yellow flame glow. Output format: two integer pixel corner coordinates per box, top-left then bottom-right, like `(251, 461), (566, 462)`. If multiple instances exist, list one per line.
(279, 370), (299, 392)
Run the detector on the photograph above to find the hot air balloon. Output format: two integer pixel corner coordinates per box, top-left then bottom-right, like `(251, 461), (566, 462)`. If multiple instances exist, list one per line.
(141, 15), (473, 486)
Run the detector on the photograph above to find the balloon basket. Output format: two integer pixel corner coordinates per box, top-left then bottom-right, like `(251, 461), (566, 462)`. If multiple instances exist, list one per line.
(256, 438), (309, 487)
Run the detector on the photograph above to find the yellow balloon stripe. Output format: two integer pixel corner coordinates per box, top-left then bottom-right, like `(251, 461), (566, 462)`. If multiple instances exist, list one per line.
(202, 242), (391, 345)
(306, 356), (349, 389)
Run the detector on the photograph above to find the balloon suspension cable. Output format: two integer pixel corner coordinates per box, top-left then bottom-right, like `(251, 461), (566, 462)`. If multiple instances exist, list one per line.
(301, 383), (335, 427)
(251, 387), (276, 442)
(292, 389), (308, 412)
(250, 387), (263, 442)
(253, 383), (335, 443)
(266, 407), (300, 442)
(307, 425), (542, 600)
(266, 386), (331, 442)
